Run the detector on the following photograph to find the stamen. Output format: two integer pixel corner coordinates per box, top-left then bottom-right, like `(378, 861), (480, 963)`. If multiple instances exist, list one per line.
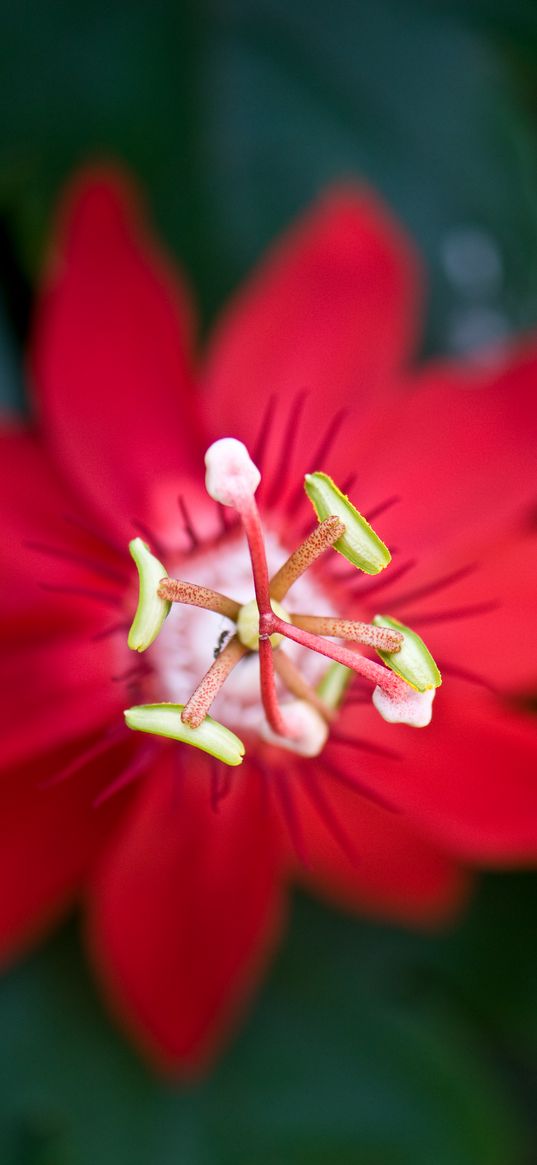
(24, 540), (129, 586)
(350, 558), (417, 598)
(92, 619), (130, 641)
(392, 562), (478, 609)
(283, 406), (348, 515)
(271, 769), (310, 868)
(131, 518), (168, 560)
(328, 731), (401, 760)
(181, 634), (247, 728)
(265, 390), (308, 508)
(158, 578), (240, 620)
(269, 516), (345, 601)
(271, 613), (410, 700)
(258, 635), (289, 736)
(273, 649), (334, 720)
(365, 495), (401, 522)
(260, 699), (329, 756)
(40, 726), (125, 789)
(177, 494), (200, 548)
(372, 683), (435, 727)
(40, 582), (122, 608)
(289, 613), (403, 652)
(321, 756), (399, 812)
(436, 660), (498, 693)
(252, 392), (278, 484)
(93, 744), (156, 806)
(300, 770), (360, 867)
(402, 600), (499, 627)
(210, 760), (233, 812)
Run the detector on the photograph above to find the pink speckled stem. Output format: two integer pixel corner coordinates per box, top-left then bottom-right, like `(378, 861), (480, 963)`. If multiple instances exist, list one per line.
(158, 578), (240, 620)
(270, 516), (345, 601)
(181, 635), (247, 727)
(290, 614), (403, 653)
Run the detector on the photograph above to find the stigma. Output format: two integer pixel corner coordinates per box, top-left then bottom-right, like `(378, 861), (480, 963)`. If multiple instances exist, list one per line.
(125, 438), (442, 765)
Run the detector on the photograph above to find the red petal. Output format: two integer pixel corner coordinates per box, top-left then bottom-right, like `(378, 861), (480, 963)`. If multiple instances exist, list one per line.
(352, 347), (537, 558)
(332, 682), (537, 862)
(387, 526), (537, 694)
(0, 733), (130, 963)
(0, 421), (125, 635)
(31, 168), (205, 544)
(202, 187), (421, 484)
(2, 632), (121, 768)
(288, 765), (468, 924)
(87, 751), (284, 1074)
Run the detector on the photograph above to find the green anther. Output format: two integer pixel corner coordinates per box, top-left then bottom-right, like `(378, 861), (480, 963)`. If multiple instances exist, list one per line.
(316, 661), (352, 710)
(373, 614), (442, 692)
(128, 538), (171, 652)
(304, 472), (391, 574)
(124, 703), (246, 766)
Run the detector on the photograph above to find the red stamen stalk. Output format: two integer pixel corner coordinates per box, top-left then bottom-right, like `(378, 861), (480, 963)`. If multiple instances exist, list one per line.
(258, 636), (290, 736)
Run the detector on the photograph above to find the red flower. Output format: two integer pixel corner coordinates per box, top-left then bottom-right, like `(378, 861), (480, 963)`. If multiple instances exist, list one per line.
(1, 168), (537, 1073)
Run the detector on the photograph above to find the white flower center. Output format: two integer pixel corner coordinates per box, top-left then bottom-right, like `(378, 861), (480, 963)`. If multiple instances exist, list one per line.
(154, 529), (336, 739)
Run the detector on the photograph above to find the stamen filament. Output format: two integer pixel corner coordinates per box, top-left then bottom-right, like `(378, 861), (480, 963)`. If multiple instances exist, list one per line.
(258, 635), (290, 736)
(237, 493), (273, 619)
(158, 578), (240, 620)
(290, 613), (403, 652)
(271, 614), (410, 700)
(273, 649), (334, 721)
(269, 516), (345, 601)
(181, 635), (247, 727)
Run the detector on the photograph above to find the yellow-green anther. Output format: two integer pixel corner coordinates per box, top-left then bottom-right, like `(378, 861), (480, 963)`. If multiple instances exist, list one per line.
(304, 472), (391, 574)
(124, 703), (246, 766)
(127, 537), (171, 652)
(316, 661), (352, 711)
(372, 614), (442, 692)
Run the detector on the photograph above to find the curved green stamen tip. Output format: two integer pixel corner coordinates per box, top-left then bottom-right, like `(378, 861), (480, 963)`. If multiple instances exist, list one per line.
(128, 537), (171, 652)
(373, 614), (442, 692)
(124, 703), (246, 766)
(304, 472), (391, 574)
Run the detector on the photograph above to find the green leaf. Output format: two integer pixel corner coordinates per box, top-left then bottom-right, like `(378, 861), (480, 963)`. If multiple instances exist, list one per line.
(304, 472), (391, 574)
(373, 614), (442, 692)
(124, 703), (245, 766)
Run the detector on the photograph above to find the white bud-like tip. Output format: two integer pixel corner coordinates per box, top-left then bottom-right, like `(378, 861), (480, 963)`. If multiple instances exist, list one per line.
(260, 700), (329, 757)
(205, 438), (261, 508)
(372, 684), (435, 728)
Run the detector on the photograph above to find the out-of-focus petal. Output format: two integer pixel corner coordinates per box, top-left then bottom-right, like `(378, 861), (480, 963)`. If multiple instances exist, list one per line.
(31, 168), (205, 543)
(388, 526), (537, 694)
(0, 421), (125, 634)
(285, 764), (468, 923)
(352, 348), (537, 558)
(87, 751), (284, 1074)
(0, 734), (131, 962)
(201, 188), (421, 486)
(332, 680), (537, 862)
(2, 633), (121, 767)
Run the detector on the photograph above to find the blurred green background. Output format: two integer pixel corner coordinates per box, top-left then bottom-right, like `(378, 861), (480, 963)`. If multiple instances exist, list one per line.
(1, 1), (537, 1161)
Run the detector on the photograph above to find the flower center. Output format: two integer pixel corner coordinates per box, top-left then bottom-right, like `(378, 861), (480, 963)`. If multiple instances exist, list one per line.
(125, 437), (442, 766)
(154, 529), (336, 741)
